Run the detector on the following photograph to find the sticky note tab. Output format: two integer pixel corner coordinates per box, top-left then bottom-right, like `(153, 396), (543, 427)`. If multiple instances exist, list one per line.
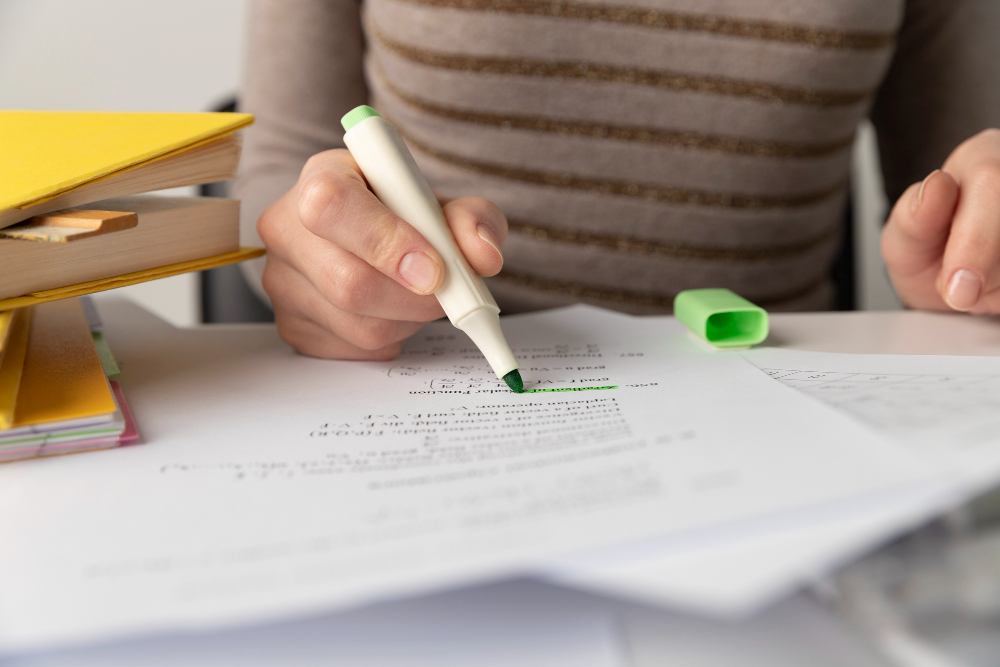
(674, 288), (768, 349)
(92, 332), (121, 378)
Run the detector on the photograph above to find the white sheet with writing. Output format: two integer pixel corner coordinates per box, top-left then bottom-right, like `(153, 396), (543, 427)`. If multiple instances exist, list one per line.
(744, 347), (1000, 489)
(555, 345), (999, 617)
(0, 306), (940, 650)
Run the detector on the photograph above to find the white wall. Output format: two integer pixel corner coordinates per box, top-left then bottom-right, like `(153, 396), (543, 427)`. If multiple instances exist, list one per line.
(0, 0), (247, 326)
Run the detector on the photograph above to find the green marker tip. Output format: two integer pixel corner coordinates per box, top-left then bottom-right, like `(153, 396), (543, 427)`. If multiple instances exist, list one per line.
(503, 369), (524, 394)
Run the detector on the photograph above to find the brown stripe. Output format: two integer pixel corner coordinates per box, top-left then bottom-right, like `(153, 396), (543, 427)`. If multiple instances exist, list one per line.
(508, 218), (840, 261)
(401, 130), (848, 209)
(378, 73), (854, 158)
(395, 0), (895, 50)
(493, 268), (827, 309)
(375, 27), (872, 107)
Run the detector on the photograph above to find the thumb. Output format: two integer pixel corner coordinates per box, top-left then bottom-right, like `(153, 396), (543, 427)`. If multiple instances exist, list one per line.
(882, 169), (959, 278)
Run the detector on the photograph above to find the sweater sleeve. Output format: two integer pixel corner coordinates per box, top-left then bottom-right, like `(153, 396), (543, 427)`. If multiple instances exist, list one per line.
(235, 0), (369, 302)
(871, 0), (1000, 205)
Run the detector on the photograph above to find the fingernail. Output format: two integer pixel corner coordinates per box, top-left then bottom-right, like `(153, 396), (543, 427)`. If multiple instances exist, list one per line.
(477, 223), (503, 265)
(912, 170), (939, 214)
(944, 269), (982, 311)
(398, 252), (441, 294)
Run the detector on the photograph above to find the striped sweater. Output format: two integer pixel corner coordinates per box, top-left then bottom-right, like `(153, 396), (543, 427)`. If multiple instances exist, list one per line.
(237, 0), (1000, 313)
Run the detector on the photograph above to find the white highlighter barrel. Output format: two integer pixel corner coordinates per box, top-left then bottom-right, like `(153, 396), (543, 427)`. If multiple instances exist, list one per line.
(341, 106), (521, 385)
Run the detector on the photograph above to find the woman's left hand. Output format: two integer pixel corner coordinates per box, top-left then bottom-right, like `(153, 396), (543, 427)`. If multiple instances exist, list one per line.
(882, 129), (1000, 313)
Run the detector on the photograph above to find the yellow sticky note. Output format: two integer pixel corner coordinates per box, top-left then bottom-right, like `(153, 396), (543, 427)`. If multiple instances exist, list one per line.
(0, 309), (32, 430)
(13, 299), (115, 428)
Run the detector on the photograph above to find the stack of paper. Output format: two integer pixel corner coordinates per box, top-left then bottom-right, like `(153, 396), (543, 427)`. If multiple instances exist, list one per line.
(0, 298), (138, 463)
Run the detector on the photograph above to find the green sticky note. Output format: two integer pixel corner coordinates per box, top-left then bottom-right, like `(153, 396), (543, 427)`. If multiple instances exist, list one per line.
(91, 331), (121, 377)
(673, 289), (768, 349)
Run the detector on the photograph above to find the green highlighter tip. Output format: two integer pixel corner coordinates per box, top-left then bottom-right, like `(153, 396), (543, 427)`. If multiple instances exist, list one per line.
(503, 369), (524, 394)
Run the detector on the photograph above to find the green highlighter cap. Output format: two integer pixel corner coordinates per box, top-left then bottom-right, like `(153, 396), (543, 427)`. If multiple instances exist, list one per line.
(341, 105), (381, 132)
(673, 288), (768, 349)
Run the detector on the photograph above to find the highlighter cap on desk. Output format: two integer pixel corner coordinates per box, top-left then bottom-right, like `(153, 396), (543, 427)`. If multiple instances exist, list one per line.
(673, 288), (768, 348)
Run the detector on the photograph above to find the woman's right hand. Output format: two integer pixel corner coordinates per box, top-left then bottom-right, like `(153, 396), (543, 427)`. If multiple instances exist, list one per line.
(256, 149), (508, 360)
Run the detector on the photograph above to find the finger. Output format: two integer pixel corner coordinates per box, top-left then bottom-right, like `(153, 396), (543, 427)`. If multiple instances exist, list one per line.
(257, 194), (445, 322)
(882, 170), (959, 277)
(275, 309), (406, 361)
(264, 258), (426, 352)
(296, 150), (445, 295)
(443, 197), (508, 277)
(939, 161), (1000, 311)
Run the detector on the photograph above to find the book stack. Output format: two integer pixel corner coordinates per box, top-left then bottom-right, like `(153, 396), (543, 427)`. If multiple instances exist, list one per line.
(0, 110), (262, 462)
(0, 297), (137, 462)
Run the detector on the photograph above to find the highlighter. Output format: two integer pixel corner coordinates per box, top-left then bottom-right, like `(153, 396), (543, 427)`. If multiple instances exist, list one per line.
(341, 105), (523, 393)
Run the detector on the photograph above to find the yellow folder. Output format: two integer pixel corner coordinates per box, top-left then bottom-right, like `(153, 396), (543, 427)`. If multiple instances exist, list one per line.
(12, 299), (116, 428)
(0, 311), (12, 369)
(0, 110), (253, 213)
(0, 309), (31, 430)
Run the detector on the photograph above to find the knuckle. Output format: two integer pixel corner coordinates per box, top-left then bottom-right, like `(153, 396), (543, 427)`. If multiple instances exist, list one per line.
(367, 227), (412, 270)
(349, 318), (398, 351)
(954, 129), (1000, 164)
(968, 160), (1000, 192)
(454, 197), (508, 240)
(297, 174), (344, 234)
(297, 169), (360, 238)
(256, 204), (285, 248)
(274, 311), (311, 354)
(322, 261), (371, 312)
(369, 341), (404, 361)
(260, 262), (281, 299)
(976, 128), (1000, 146)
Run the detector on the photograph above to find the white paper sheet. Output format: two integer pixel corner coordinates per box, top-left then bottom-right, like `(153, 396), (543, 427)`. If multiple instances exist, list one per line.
(0, 305), (940, 650)
(2, 582), (624, 667)
(743, 348), (1000, 489)
(553, 344), (998, 618)
(1, 580), (886, 667)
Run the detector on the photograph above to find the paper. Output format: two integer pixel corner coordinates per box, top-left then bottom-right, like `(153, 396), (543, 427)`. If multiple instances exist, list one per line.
(549, 480), (954, 616)
(0, 304), (940, 650)
(1, 581), (623, 667)
(0, 581), (880, 667)
(555, 344), (1000, 617)
(744, 348), (1000, 490)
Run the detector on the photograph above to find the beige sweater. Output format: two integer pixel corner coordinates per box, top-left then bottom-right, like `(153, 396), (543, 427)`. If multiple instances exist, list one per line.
(236, 0), (1000, 313)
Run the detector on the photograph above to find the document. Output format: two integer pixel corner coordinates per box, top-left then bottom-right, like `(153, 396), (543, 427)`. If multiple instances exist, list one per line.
(3, 582), (624, 667)
(745, 348), (1000, 490)
(3, 580), (884, 667)
(552, 344), (995, 617)
(0, 305), (940, 650)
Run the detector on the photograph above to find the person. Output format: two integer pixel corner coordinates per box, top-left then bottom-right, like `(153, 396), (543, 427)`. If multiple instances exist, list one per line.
(235, 0), (1000, 360)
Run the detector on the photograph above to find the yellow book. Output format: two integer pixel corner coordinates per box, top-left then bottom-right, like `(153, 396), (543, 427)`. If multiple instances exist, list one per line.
(0, 111), (253, 229)
(0, 309), (31, 429)
(0, 247), (264, 312)
(12, 299), (115, 428)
